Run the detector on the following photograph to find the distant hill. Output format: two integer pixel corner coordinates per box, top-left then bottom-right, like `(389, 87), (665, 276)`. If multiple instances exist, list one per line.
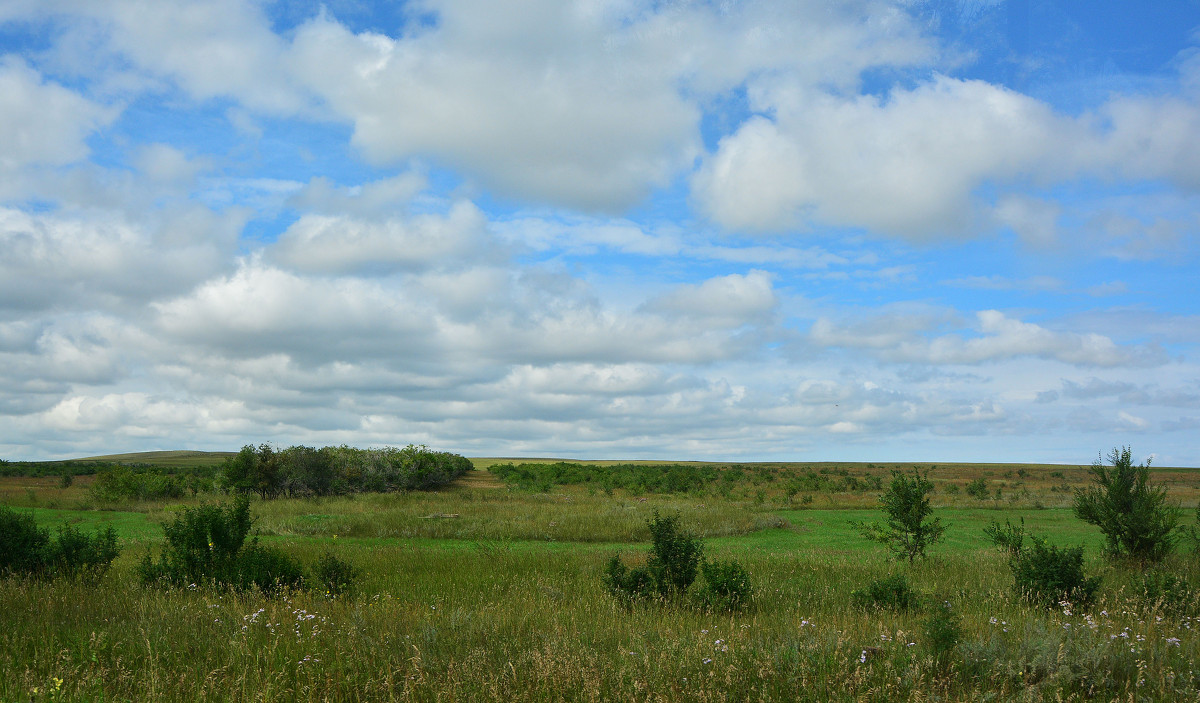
(78, 450), (236, 468)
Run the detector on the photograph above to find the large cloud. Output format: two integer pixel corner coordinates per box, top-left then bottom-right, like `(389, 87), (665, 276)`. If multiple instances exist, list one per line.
(0, 58), (115, 172)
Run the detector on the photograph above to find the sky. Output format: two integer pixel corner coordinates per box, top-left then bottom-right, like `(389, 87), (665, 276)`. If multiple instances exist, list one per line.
(1, 0), (1198, 465)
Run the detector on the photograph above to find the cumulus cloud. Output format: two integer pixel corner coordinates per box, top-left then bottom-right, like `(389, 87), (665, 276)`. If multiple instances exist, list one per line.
(0, 207), (235, 314)
(269, 200), (503, 275)
(810, 309), (1162, 367)
(0, 57), (115, 171)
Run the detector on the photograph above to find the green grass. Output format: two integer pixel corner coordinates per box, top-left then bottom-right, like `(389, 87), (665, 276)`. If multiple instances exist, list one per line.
(3, 462), (1200, 702)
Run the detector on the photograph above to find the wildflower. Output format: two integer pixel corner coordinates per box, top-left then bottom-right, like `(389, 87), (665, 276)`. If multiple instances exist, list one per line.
(702, 658), (712, 665)
(859, 650), (868, 663)
(1166, 637), (1181, 647)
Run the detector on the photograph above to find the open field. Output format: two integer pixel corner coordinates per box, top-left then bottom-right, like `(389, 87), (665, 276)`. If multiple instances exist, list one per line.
(3, 459), (1200, 702)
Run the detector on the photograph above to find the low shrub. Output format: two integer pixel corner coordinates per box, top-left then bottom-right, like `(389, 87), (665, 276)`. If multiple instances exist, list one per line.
(0, 506), (119, 581)
(1010, 536), (1101, 609)
(139, 497), (304, 595)
(1138, 570), (1194, 617)
(314, 552), (361, 598)
(966, 478), (989, 499)
(923, 600), (963, 667)
(851, 573), (920, 611)
(695, 558), (754, 612)
(606, 511), (750, 612)
(603, 555), (655, 606)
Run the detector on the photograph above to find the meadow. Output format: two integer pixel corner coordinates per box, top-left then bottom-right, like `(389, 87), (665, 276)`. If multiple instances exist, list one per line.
(3, 455), (1200, 702)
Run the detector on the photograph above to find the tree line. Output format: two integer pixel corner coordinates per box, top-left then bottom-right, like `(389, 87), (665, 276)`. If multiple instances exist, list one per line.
(218, 444), (474, 498)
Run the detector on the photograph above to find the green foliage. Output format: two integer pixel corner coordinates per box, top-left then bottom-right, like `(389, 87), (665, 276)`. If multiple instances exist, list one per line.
(90, 463), (187, 501)
(984, 518), (1026, 559)
(646, 511), (702, 597)
(853, 469), (946, 562)
(923, 600), (963, 665)
(138, 497), (304, 594)
(1009, 535), (1100, 609)
(0, 506), (119, 581)
(695, 558), (754, 612)
(314, 552), (361, 598)
(965, 478), (989, 499)
(850, 573), (920, 611)
(603, 555), (655, 606)
(604, 511), (739, 610)
(220, 444), (473, 498)
(1138, 570), (1194, 617)
(1073, 446), (1179, 564)
(58, 467), (74, 489)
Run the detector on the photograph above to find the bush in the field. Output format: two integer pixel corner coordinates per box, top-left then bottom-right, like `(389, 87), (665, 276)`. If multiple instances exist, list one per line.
(314, 552), (361, 598)
(1138, 570), (1195, 617)
(1074, 446), (1179, 564)
(851, 573), (921, 612)
(0, 506), (119, 581)
(138, 497), (304, 594)
(923, 600), (963, 667)
(695, 558), (754, 612)
(605, 511), (751, 613)
(1011, 536), (1101, 609)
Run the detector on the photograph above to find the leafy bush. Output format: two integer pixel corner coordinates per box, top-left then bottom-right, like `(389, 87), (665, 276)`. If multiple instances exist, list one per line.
(853, 469), (946, 562)
(314, 552), (361, 598)
(1073, 446), (1179, 564)
(0, 506), (119, 581)
(1010, 535), (1100, 609)
(606, 511), (725, 608)
(1138, 571), (1194, 617)
(603, 555), (655, 606)
(138, 497), (304, 594)
(695, 558), (754, 612)
(645, 511), (702, 597)
(923, 600), (963, 666)
(221, 444), (473, 498)
(851, 573), (920, 611)
(965, 478), (989, 499)
(984, 518), (1026, 559)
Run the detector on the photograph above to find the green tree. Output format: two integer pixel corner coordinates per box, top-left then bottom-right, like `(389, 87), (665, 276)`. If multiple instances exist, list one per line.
(854, 468), (946, 562)
(1073, 446), (1179, 564)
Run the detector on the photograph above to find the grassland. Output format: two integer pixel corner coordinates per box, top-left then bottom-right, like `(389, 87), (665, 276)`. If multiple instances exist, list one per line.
(2, 458), (1200, 702)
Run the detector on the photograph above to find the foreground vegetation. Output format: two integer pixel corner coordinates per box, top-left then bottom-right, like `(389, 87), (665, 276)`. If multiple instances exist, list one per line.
(2, 451), (1200, 701)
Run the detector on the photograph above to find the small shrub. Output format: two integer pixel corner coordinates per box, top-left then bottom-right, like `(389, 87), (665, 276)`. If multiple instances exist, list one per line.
(695, 558), (753, 612)
(645, 511), (702, 598)
(314, 552), (360, 598)
(1010, 535), (1100, 609)
(851, 573), (920, 611)
(233, 543), (306, 595)
(1073, 446), (1179, 564)
(0, 507), (48, 576)
(0, 507), (119, 581)
(984, 518), (1026, 559)
(853, 469), (946, 562)
(604, 555), (655, 606)
(1138, 571), (1194, 617)
(923, 600), (962, 666)
(139, 497), (305, 595)
(965, 478), (989, 499)
(604, 511), (736, 610)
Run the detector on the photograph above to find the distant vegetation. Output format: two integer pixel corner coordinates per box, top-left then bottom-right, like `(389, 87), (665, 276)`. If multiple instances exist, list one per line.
(218, 444), (474, 499)
(2, 447), (1199, 701)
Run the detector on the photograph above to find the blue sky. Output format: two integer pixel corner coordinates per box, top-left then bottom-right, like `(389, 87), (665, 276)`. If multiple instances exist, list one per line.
(1, 0), (1198, 464)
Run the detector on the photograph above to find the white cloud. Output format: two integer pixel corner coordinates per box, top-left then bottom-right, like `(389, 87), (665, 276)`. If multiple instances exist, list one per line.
(0, 57), (115, 171)
(810, 309), (1162, 367)
(268, 200), (502, 275)
(694, 76), (1065, 235)
(0, 206), (236, 314)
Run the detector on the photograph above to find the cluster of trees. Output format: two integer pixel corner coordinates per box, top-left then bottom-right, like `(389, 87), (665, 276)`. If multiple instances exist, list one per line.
(219, 444), (473, 498)
(489, 461), (723, 494)
(859, 446), (1194, 609)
